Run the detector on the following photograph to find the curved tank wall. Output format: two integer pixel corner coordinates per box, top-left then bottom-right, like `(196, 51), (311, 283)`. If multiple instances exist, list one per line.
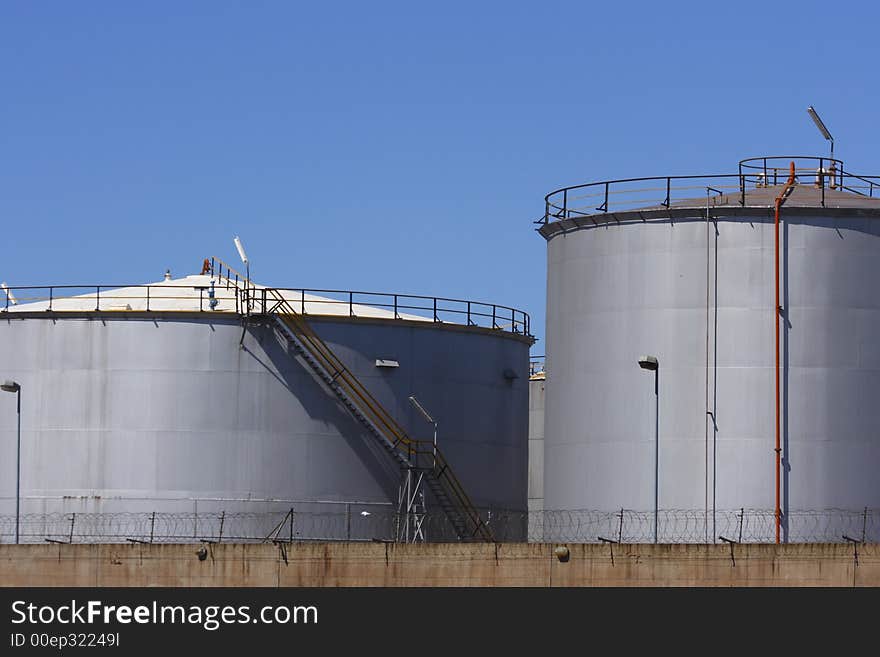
(0, 313), (529, 541)
(543, 205), (880, 541)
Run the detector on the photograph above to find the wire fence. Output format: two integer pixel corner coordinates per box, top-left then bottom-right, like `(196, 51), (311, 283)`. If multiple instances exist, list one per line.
(0, 508), (876, 545)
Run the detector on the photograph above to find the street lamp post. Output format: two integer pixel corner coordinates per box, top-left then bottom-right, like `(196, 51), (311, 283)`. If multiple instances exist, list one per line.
(637, 356), (659, 543)
(408, 396), (438, 465)
(1, 380), (21, 544)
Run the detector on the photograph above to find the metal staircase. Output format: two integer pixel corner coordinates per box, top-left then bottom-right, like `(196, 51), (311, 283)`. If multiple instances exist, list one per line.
(213, 259), (492, 542)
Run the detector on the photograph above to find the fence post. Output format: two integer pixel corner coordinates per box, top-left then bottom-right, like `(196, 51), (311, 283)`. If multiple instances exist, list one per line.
(289, 507), (295, 544)
(150, 511), (156, 544)
(863, 506), (868, 544)
(346, 503), (351, 541)
(69, 513), (76, 544)
(617, 508), (624, 544)
(738, 508), (744, 543)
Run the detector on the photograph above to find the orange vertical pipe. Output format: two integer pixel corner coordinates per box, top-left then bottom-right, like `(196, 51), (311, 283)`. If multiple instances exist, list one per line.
(774, 162), (797, 545)
(774, 198), (781, 544)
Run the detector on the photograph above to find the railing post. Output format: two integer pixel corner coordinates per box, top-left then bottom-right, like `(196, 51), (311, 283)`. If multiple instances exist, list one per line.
(563, 188), (568, 219)
(820, 157), (826, 207)
(146, 286), (150, 312)
(544, 198), (549, 224)
(95, 286), (100, 312)
(433, 298), (438, 322)
(467, 301), (471, 326)
(511, 307), (516, 333)
(349, 291), (354, 317)
(394, 294), (399, 319)
(492, 305), (496, 329)
(301, 289), (305, 314)
(48, 287), (53, 312)
(262, 288), (267, 314)
(739, 161), (745, 206)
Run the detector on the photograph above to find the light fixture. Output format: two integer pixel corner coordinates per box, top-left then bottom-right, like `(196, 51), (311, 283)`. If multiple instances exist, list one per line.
(1, 380), (20, 393)
(637, 355), (659, 371)
(807, 106), (834, 158)
(233, 236), (248, 265)
(233, 236), (250, 286)
(375, 359), (399, 368)
(1, 283), (18, 306)
(408, 396), (435, 424)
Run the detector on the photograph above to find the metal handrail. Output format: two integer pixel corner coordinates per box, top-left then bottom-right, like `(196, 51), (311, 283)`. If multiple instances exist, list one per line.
(1, 282), (531, 338)
(270, 290), (493, 541)
(540, 155), (880, 224)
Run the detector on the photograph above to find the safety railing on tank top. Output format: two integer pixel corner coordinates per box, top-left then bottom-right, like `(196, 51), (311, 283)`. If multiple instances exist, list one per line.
(538, 155), (880, 225)
(0, 284), (242, 313)
(209, 256), (531, 337)
(0, 264), (531, 340)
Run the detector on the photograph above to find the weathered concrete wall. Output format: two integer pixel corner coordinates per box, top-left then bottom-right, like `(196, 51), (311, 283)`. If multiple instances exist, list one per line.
(0, 542), (877, 587)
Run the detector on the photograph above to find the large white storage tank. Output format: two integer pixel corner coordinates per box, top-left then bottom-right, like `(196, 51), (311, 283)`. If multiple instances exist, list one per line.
(540, 156), (880, 542)
(0, 260), (532, 543)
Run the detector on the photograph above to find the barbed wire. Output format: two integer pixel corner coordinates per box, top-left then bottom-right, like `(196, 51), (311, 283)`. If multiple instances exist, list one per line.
(0, 508), (876, 544)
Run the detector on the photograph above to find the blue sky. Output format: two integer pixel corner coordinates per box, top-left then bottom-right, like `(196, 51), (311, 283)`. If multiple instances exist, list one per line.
(2, 1), (879, 349)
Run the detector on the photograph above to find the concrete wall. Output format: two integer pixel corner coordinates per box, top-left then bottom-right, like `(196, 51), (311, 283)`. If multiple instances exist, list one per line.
(0, 313), (529, 541)
(0, 542), (877, 587)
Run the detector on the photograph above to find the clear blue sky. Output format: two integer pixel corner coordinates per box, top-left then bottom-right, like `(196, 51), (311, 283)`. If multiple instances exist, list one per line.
(2, 1), (878, 349)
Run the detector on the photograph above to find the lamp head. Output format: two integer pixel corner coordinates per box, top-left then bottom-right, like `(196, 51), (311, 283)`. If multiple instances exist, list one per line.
(1, 380), (20, 393)
(807, 106), (833, 142)
(637, 355), (659, 371)
(233, 236), (249, 265)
